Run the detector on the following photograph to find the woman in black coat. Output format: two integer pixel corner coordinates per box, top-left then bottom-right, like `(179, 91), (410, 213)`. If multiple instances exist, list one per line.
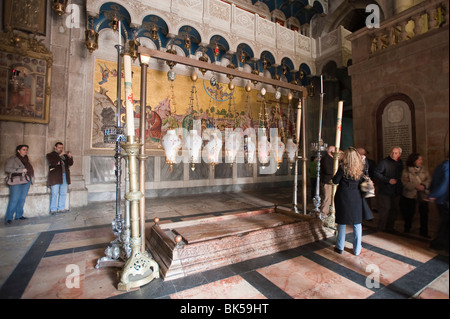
(332, 147), (373, 256)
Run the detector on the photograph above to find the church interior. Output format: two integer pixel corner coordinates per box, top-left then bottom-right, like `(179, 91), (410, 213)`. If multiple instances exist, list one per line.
(0, 0), (448, 301)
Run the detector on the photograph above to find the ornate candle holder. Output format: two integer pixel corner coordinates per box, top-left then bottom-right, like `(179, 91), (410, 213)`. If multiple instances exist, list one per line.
(96, 44), (132, 269)
(118, 137), (159, 291)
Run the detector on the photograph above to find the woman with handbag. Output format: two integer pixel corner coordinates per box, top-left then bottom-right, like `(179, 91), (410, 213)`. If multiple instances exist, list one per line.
(332, 147), (373, 256)
(399, 153), (431, 237)
(4, 145), (34, 225)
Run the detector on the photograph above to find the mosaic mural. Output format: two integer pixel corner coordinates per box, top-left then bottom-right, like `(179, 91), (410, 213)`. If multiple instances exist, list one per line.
(92, 58), (295, 150)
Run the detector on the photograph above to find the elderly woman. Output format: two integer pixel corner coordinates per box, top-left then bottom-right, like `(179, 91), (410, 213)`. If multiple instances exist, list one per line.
(332, 147), (373, 256)
(4, 145), (34, 225)
(400, 153), (431, 237)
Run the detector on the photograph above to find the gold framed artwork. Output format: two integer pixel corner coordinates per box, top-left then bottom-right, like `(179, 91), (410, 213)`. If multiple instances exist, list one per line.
(0, 30), (53, 124)
(3, 0), (47, 35)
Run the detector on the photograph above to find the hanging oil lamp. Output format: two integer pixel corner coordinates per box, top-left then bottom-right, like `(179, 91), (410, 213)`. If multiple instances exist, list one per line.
(150, 24), (159, 40)
(128, 31), (140, 61)
(85, 28), (99, 53)
(162, 130), (181, 172)
(52, 0), (68, 16)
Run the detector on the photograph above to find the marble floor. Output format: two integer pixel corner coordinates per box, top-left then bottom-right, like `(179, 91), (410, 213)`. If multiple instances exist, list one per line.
(0, 187), (448, 300)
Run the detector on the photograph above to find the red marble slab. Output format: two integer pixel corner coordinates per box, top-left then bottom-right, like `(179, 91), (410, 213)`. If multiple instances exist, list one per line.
(146, 207), (334, 281)
(172, 211), (296, 244)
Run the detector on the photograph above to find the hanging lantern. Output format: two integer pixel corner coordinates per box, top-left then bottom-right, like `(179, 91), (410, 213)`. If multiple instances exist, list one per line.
(258, 129), (271, 166)
(150, 25), (159, 40)
(213, 43), (220, 59)
(85, 29), (99, 53)
(205, 132), (222, 168)
(184, 36), (191, 50)
(185, 130), (202, 171)
(225, 132), (241, 167)
(198, 50), (209, 75)
(110, 16), (120, 32)
(166, 45), (177, 69)
(244, 136), (256, 164)
(162, 130), (181, 172)
(274, 137), (285, 170)
(128, 36), (140, 62)
(52, 0), (68, 16)
(286, 138), (298, 169)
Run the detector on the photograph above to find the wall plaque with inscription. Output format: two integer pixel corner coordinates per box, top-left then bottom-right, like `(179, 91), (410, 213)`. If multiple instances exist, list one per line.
(381, 100), (413, 161)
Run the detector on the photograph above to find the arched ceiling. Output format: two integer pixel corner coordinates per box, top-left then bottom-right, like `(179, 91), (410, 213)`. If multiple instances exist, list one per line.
(253, 0), (325, 24)
(88, 1), (329, 85)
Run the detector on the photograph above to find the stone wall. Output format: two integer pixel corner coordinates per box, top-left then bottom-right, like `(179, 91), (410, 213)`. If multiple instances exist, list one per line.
(348, 0), (449, 171)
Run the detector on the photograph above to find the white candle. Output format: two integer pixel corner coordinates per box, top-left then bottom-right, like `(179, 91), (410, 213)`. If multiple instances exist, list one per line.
(335, 100), (344, 150)
(296, 100), (302, 144)
(320, 75), (323, 94)
(124, 54), (135, 137)
(118, 21), (121, 46)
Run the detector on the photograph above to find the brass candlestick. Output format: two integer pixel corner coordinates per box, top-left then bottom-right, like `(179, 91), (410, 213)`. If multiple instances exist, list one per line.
(118, 136), (159, 291)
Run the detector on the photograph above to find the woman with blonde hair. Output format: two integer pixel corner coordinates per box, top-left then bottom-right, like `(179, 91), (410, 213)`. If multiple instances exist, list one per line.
(332, 147), (373, 255)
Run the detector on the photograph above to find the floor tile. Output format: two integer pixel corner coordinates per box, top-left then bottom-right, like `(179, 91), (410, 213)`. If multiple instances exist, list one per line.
(47, 227), (114, 252)
(170, 275), (266, 299)
(315, 244), (416, 286)
(361, 232), (437, 263)
(257, 256), (374, 299)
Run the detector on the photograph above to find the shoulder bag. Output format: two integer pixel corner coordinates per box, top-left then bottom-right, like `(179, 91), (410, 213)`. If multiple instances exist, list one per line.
(5, 172), (30, 186)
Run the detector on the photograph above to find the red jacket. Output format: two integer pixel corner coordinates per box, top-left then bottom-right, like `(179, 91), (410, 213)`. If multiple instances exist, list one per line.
(46, 151), (73, 186)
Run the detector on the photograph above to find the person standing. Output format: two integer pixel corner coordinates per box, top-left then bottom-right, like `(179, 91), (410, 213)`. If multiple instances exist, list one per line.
(332, 147), (372, 256)
(320, 145), (336, 217)
(399, 153), (431, 237)
(374, 147), (403, 232)
(46, 142), (73, 215)
(428, 152), (449, 253)
(4, 145), (34, 224)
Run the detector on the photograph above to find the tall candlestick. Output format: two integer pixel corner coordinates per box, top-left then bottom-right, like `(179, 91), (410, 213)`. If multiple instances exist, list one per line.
(123, 54), (135, 137)
(296, 100), (302, 143)
(335, 100), (344, 150)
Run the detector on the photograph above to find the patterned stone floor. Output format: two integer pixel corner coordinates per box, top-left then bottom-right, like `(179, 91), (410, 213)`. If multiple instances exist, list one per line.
(0, 187), (448, 301)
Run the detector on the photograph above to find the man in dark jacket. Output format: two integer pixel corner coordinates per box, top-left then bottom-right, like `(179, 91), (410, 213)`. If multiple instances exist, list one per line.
(46, 142), (73, 214)
(374, 146), (403, 232)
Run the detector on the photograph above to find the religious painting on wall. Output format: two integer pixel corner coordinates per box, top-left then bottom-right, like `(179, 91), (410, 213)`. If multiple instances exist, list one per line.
(91, 58), (296, 151)
(3, 0), (47, 35)
(0, 31), (52, 124)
